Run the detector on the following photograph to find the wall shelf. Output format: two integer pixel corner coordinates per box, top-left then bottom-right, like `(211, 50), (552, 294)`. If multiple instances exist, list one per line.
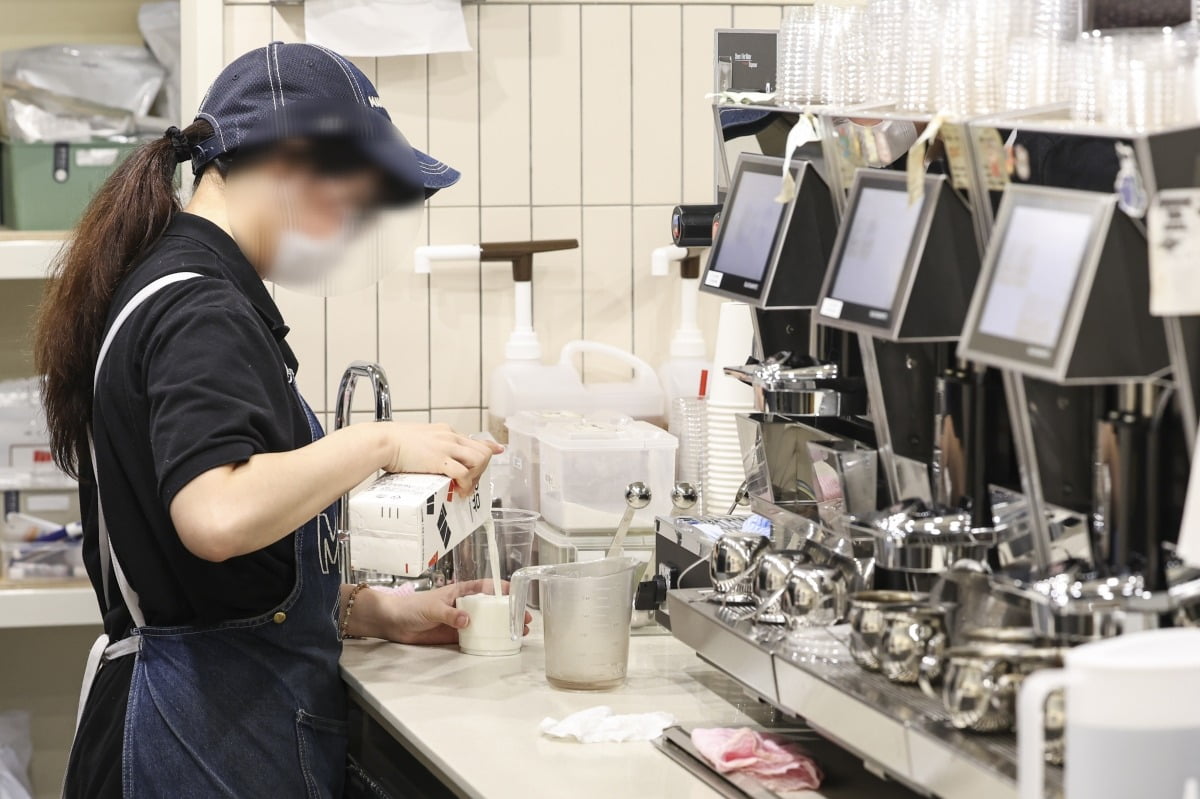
(0, 229), (65, 280)
(0, 584), (99, 629)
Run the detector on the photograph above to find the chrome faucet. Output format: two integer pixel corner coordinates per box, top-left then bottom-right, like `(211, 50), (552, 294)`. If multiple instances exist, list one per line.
(333, 361), (392, 583)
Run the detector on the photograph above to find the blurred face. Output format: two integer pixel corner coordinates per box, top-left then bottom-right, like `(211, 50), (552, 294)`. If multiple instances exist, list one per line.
(225, 140), (384, 275)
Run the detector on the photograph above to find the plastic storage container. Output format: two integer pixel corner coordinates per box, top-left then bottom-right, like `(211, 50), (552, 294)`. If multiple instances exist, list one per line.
(1, 139), (138, 229)
(0, 468), (79, 538)
(530, 523), (655, 616)
(2, 539), (85, 582)
(504, 411), (582, 512)
(537, 419), (677, 533)
(534, 522), (655, 567)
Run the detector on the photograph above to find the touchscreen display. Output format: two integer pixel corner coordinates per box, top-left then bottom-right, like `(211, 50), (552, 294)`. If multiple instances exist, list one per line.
(830, 185), (921, 307)
(977, 205), (1094, 349)
(829, 186), (924, 310)
(709, 168), (789, 283)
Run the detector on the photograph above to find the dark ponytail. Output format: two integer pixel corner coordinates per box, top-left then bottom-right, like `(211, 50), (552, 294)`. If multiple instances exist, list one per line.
(33, 120), (215, 478)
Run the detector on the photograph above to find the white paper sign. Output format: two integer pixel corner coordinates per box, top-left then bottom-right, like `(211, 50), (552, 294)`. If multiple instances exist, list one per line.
(305, 0), (470, 57)
(1149, 188), (1200, 316)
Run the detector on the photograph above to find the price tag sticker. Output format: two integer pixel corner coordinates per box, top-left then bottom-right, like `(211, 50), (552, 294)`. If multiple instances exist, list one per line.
(973, 127), (1009, 192)
(1148, 188), (1200, 316)
(819, 297), (844, 319)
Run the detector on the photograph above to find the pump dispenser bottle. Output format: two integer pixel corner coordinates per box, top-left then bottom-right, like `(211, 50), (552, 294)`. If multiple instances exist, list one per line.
(650, 245), (712, 406)
(416, 241), (664, 440)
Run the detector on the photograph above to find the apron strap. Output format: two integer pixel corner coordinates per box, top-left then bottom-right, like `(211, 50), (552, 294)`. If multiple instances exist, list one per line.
(90, 272), (202, 628)
(70, 272), (202, 753)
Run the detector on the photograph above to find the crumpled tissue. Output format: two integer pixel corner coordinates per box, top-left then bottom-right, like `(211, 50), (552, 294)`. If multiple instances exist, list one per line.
(539, 706), (676, 744)
(691, 727), (823, 793)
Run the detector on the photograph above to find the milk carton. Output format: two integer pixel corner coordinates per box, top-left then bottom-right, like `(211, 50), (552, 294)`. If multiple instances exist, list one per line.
(349, 473), (491, 577)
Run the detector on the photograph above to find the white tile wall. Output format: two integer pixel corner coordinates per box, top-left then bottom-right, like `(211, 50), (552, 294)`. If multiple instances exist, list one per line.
(221, 1), (777, 428)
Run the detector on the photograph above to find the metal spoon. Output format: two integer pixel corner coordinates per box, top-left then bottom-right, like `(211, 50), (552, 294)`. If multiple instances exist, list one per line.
(607, 482), (651, 559)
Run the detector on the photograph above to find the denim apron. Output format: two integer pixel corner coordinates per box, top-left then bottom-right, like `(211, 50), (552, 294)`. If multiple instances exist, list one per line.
(77, 273), (347, 798)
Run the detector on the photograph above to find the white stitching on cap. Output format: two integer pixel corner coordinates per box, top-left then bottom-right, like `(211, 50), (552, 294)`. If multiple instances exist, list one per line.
(273, 45), (286, 106)
(197, 112), (227, 152)
(266, 44), (279, 111)
(308, 43), (365, 103)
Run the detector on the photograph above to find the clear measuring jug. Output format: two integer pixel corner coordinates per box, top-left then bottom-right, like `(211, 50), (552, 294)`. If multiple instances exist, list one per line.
(508, 557), (640, 690)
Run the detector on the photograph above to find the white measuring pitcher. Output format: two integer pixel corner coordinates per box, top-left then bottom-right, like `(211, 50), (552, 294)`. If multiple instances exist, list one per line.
(509, 557), (640, 690)
(1018, 628), (1200, 799)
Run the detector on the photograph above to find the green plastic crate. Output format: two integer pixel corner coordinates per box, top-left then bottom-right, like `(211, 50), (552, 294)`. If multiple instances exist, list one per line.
(1, 138), (139, 230)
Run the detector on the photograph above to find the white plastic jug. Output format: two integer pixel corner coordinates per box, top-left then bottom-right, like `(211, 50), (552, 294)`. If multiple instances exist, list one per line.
(1018, 628), (1200, 799)
(489, 340), (665, 436)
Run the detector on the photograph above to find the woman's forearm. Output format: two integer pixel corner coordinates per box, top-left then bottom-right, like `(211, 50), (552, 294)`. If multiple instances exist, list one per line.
(169, 423), (390, 561)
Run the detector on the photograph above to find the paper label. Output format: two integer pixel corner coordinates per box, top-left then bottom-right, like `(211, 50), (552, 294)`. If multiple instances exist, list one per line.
(820, 297), (844, 319)
(1149, 188), (1200, 316)
(75, 148), (120, 167)
(776, 114), (819, 204)
(974, 127), (1009, 192)
(705, 271), (723, 288)
(906, 115), (944, 206)
(939, 123), (970, 190)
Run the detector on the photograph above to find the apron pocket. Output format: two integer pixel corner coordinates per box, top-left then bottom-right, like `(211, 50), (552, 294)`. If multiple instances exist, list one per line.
(296, 709), (349, 799)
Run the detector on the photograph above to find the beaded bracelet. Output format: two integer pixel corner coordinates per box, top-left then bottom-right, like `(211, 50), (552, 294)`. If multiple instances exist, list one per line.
(339, 582), (371, 640)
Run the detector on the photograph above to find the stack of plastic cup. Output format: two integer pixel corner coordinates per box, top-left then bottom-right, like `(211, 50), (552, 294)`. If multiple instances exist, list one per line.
(704, 302), (756, 515)
(867, 0), (906, 104)
(778, 6), (821, 106)
(669, 396), (708, 510)
(901, 0), (942, 112)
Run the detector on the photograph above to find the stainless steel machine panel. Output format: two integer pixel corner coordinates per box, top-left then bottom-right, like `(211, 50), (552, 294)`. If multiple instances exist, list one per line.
(668, 590), (779, 705)
(669, 588), (1065, 799)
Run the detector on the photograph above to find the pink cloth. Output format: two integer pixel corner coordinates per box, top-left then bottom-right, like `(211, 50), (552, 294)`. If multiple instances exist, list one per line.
(691, 727), (823, 793)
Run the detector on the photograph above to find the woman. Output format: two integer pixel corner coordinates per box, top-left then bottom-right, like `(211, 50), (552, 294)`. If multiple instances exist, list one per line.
(36, 42), (518, 798)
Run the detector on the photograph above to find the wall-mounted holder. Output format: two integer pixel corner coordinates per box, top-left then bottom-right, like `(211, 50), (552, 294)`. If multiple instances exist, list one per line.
(415, 239), (579, 361)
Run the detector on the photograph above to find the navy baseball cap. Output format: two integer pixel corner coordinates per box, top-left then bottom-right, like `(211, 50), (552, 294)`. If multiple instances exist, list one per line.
(191, 41), (459, 201)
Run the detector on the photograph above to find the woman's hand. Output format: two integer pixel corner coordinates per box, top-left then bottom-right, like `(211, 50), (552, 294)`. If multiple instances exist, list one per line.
(367, 580), (532, 646)
(382, 423), (503, 492)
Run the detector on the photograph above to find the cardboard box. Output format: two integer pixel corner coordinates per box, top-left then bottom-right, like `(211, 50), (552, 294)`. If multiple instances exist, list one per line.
(348, 473), (491, 577)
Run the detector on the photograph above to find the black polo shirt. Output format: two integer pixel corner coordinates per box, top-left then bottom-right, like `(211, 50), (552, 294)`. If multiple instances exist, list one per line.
(66, 212), (314, 798)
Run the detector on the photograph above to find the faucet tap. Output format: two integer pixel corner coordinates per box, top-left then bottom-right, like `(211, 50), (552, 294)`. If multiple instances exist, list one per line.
(334, 361), (392, 583)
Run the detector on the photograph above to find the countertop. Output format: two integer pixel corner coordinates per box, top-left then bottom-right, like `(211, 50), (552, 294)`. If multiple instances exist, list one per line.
(340, 618), (919, 799)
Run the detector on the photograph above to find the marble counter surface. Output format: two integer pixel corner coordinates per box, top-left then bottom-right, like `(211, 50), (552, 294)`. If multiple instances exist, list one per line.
(340, 620), (916, 799)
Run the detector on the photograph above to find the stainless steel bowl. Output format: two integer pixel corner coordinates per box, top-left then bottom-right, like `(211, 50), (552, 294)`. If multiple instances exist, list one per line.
(850, 499), (1019, 574)
(752, 551), (809, 624)
(847, 590), (930, 671)
(929, 644), (1065, 733)
(778, 565), (850, 628)
(708, 533), (770, 605)
(878, 604), (952, 685)
(1029, 574), (1154, 643)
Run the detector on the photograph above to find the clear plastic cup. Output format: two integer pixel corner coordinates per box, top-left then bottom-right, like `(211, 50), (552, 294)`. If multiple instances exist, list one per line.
(453, 508), (539, 583)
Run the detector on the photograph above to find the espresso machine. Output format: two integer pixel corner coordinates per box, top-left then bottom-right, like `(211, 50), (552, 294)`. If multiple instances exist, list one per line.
(956, 110), (1200, 640)
(653, 144), (872, 615)
(663, 94), (1200, 799)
